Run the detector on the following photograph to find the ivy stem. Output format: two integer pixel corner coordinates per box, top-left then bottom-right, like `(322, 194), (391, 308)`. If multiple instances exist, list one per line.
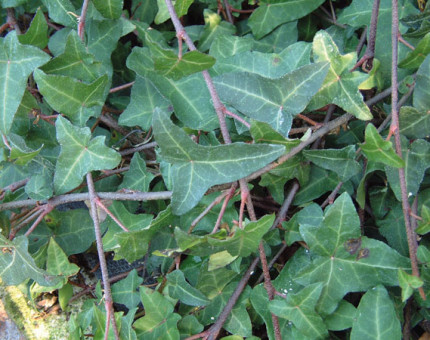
(390, 0), (425, 300)
(78, 0), (90, 41)
(223, 0), (234, 24)
(86, 173), (120, 340)
(109, 81), (135, 93)
(211, 183), (238, 234)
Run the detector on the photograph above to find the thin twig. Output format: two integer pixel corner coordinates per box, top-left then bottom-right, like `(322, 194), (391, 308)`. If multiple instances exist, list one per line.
(109, 81), (135, 94)
(119, 141), (157, 156)
(86, 173), (120, 340)
(211, 183), (238, 234)
(78, 0), (90, 41)
(390, 0), (425, 300)
(223, 0), (234, 23)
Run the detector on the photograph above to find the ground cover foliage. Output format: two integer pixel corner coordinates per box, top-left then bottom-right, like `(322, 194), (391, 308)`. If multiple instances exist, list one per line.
(0, 0), (430, 339)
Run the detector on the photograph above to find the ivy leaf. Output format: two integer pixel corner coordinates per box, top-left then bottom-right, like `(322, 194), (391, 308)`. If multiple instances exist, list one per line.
(296, 193), (410, 314)
(198, 10), (236, 52)
(174, 0), (193, 17)
(0, 235), (62, 286)
(270, 283), (328, 339)
(166, 270), (210, 306)
(7, 133), (43, 166)
(119, 153), (155, 192)
(153, 109), (285, 214)
(54, 115), (121, 194)
(34, 69), (108, 124)
(248, 0), (325, 39)
(46, 237), (79, 277)
(0, 32), (49, 134)
(214, 62), (329, 136)
(398, 269), (424, 302)
(414, 54), (430, 111)
(307, 30), (372, 121)
(350, 285), (402, 340)
(111, 269), (144, 310)
(303, 146), (361, 181)
(41, 0), (77, 28)
(118, 76), (172, 130)
(133, 287), (181, 339)
(92, 0), (123, 19)
(359, 124), (405, 167)
(399, 32), (430, 69)
(324, 300), (356, 331)
(18, 8), (48, 49)
(399, 106), (430, 139)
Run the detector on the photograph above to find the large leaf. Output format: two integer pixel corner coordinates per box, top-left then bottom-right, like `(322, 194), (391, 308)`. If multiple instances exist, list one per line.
(54, 115), (121, 194)
(307, 30), (372, 121)
(153, 109), (285, 214)
(92, 0), (123, 19)
(214, 62), (329, 136)
(399, 106), (430, 139)
(0, 235), (62, 286)
(303, 145), (361, 181)
(350, 285), (402, 340)
(248, 0), (325, 39)
(270, 283), (328, 339)
(41, 0), (77, 27)
(0, 32), (49, 134)
(46, 237), (79, 277)
(296, 193), (410, 314)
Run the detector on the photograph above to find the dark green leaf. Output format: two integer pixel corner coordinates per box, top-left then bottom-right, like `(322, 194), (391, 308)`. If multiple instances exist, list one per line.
(398, 269), (424, 302)
(324, 300), (356, 331)
(41, 0), (77, 27)
(399, 106), (430, 139)
(92, 0), (123, 19)
(46, 237), (79, 276)
(18, 8), (48, 48)
(166, 270), (210, 306)
(414, 54), (430, 111)
(119, 153), (155, 192)
(111, 269), (143, 310)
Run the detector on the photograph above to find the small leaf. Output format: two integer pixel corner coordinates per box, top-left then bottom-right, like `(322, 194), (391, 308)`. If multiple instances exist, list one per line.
(119, 153), (155, 192)
(359, 123), (405, 167)
(399, 106), (430, 139)
(0, 32), (49, 134)
(46, 237), (79, 276)
(54, 115), (121, 194)
(18, 8), (48, 49)
(350, 285), (402, 340)
(198, 10), (236, 52)
(398, 269), (424, 302)
(399, 31), (430, 69)
(92, 0), (123, 19)
(248, 0), (325, 39)
(324, 300), (356, 331)
(166, 270), (210, 306)
(303, 145), (361, 181)
(111, 269), (143, 310)
(174, 0), (193, 17)
(153, 109), (285, 214)
(307, 30), (372, 121)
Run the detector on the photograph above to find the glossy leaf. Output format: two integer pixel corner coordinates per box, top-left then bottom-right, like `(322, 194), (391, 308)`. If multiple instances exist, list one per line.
(111, 269), (143, 310)
(41, 0), (77, 27)
(118, 76), (172, 130)
(324, 300), (356, 331)
(166, 270), (210, 306)
(54, 115), (121, 194)
(350, 285), (402, 340)
(248, 0), (325, 39)
(359, 124), (405, 167)
(307, 30), (372, 121)
(303, 146), (361, 181)
(0, 32), (49, 134)
(270, 283), (328, 339)
(18, 8), (48, 48)
(214, 62), (329, 136)
(92, 0), (123, 19)
(34, 69), (108, 124)
(296, 193), (410, 314)
(153, 109), (285, 214)
(0, 235), (62, 286)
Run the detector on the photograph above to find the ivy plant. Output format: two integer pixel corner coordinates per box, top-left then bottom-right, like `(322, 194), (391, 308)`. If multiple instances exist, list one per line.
(1, 0), (430, 339)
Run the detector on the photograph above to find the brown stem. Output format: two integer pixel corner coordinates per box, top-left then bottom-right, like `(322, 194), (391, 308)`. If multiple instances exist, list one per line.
(78, 0), (90, 41)
(211, 183), (238, 234)
(109, 81), (135, 93)
(86, 173), (120, 339)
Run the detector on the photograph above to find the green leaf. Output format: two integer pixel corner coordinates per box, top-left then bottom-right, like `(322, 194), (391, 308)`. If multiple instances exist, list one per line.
(414, 54), (430, 111)
(385, 138), (430, 200)
(118, 76), (172, 130)
(18, 8), (48, 49)
(417, 205), (430, 235)
(307, 30), (372, 121)
(209, 35), (253, 59)
(41, 0), (77, 28)
(324, 300), (356, 331)
(198, 10), (236, 52)
(398, 269), (424, 302)
(46, 237), (79, 277)
(214, 62), (329, 136)
(359, 124), (405, 167)
(166, 270), (210, 306)
(92, 0), (123, 19)
(350, 285), (402, 340)
(34, 69), (108, 124)
(0, 235), (62, 286)
(296, 193), (410, 314)
(119, 153), (155, 192)
(153, 109), (285, 214)
(111, 269), (143, 310)
(270, 283), (328, 339)
(0, 32), (49, 134)
(399, 32), (430, 69)
(399, 106), (430, 139)
(133, 287), (181, 339)
(7, 133), (43, 166)
(303, 145), (361, 181)
(252, 21), (299, 53)
(40, 31), (103, 82)
(196, 264), (238, 299)
(53, 115), (121, 194)
(377, 208), (409, 257)
(174, 0), (194, 17)
(248, 0), (325, 39)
